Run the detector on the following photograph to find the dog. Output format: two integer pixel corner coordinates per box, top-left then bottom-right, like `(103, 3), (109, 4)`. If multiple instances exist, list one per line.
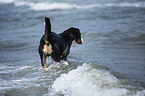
(38, 17), (83, 68)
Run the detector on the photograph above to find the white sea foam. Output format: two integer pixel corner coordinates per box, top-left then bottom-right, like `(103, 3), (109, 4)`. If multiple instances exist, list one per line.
(0, 0), (15, 3)
(14, 1), (81, 11)
(47, 61), (69, 69)
(0, 77), (40, 90)
(14, 1), (33, 7)
(31, 3), (80, 11)
(106, 2), (145, 8)
(15, 2), (145, 11)
(13, 1), (102, 11)
(1, 0), (145, 11)
(52, 63), (145, 96)
(0, 65), (35, 75)
(0, 65), (41, 90)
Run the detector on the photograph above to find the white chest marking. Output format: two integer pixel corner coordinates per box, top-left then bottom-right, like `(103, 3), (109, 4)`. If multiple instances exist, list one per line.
(43, 43), (52, 54)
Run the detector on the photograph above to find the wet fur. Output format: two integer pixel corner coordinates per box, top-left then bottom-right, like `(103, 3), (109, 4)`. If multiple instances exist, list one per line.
(38, 17), (83, 68)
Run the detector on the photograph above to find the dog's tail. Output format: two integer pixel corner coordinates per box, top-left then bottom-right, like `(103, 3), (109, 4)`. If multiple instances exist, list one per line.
(44, 17), (51, 40)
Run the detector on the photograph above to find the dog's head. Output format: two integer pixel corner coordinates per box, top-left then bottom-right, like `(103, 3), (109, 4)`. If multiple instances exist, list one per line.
(68, 27), (83, 44)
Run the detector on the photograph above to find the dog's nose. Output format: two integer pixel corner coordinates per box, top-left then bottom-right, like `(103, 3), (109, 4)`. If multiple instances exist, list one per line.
(81, 38), (84, 44)
(76, 38), (84, 44)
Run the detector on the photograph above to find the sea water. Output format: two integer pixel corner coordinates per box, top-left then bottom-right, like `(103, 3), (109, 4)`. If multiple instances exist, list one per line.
(0, 0), (145, 95)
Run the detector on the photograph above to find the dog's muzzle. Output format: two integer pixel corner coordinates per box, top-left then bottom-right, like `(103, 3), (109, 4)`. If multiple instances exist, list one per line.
(76, 38), (84, 44)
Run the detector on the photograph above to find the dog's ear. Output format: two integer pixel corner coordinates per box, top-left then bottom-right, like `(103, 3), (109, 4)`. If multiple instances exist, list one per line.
(76, 28), (80, 33)
(45, 17), (51, 36)
(76, 28), (81, 39)
(75, 28), (83, 44)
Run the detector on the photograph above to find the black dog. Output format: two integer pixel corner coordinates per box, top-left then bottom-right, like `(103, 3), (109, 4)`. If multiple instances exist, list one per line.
(38, 17), (83, 68)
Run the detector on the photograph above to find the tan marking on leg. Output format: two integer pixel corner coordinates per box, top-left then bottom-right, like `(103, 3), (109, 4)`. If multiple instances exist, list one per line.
(44, 64), (47, 68)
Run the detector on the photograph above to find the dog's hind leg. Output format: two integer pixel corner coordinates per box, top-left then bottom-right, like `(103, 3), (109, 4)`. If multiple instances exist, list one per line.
(40, 54), (47, 68)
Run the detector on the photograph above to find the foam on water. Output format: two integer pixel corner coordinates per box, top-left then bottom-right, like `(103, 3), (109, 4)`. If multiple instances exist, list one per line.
(17, 2), (145, 11)
(105, 2), (145, 8)
(0, 65), (40, 90)
(1, 0), (145, 11)
(51, 63), (145, 96)
(14, 1), (81, 11)
(0, 0), (16, 3)
(0, 65), (33, 74)
(0, 62), (68, 92)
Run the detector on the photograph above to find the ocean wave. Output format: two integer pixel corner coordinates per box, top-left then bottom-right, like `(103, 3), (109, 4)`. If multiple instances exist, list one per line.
(17, 2), (145, 11)
(0, 0), (16, 3)
(51, 63), (145, 96)
(106, 2), (145, 8)
(13, 1), (99, 11)
(1, 0), (145, 11)
(31, 3), (80, 11)
(0, 65), (34, 74)
(13, 1), (81, 11)
(19, 2), (145, 11)
(0, 65), (41, 90)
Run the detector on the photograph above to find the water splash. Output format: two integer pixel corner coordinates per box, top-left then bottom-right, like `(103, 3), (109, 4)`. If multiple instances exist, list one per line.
(51, 63), (145, 96)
